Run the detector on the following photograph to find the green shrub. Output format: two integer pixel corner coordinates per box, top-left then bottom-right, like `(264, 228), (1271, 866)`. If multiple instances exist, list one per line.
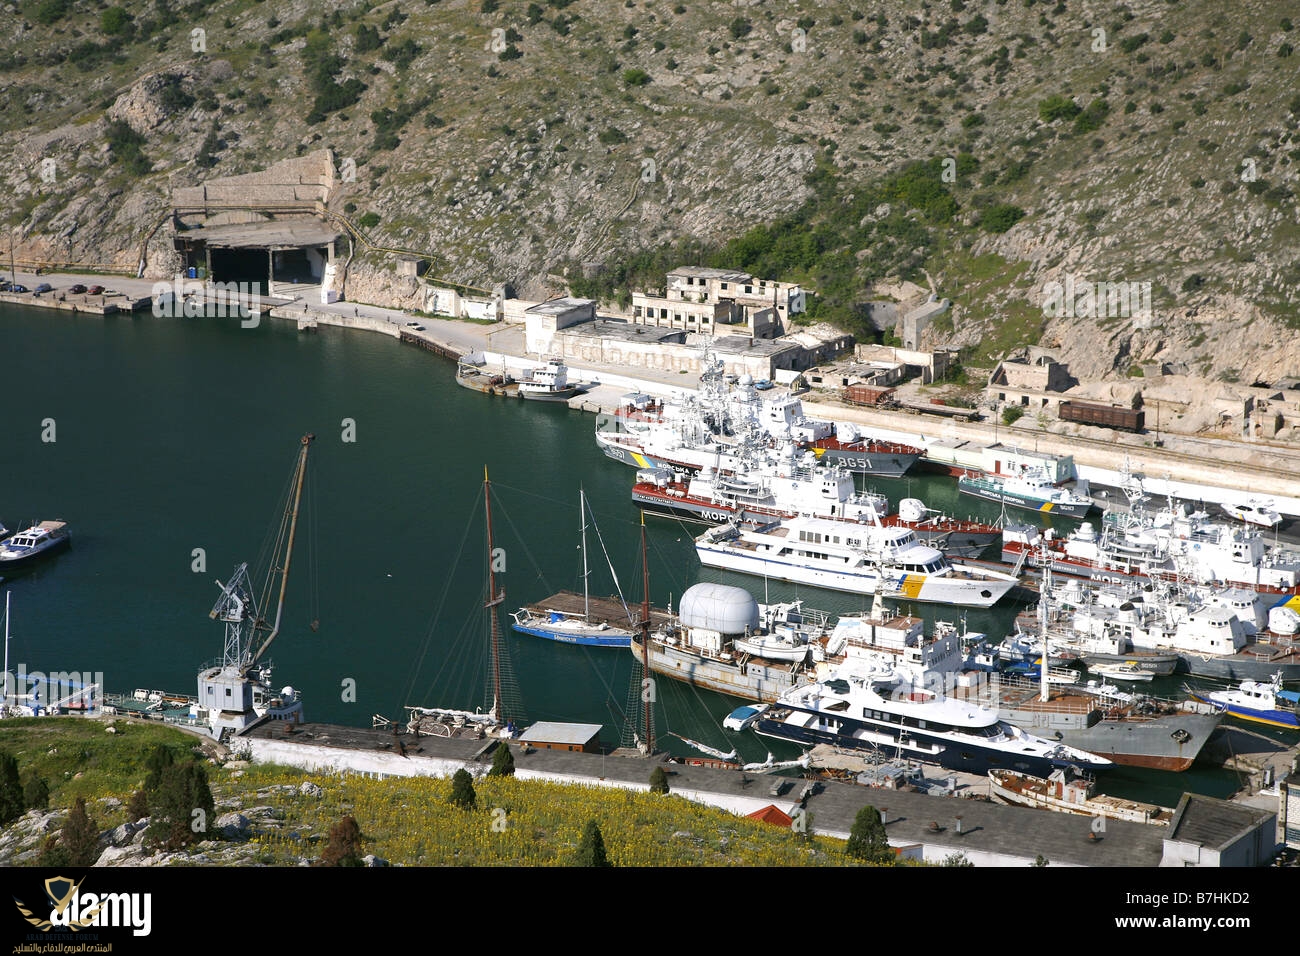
(1037, 94), (1079, 122)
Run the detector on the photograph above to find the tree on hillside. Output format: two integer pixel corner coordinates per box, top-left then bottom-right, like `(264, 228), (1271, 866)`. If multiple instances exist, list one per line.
(142, 743), (177, 793)
(845, 804), (893, 863)
(449, 769), (477, 810)
(574, 819), (610, 867)
(0, 751), (23, 825)
(649, 766), (669, 794)
(61, 797), (101, 867)
(318, 815), (364, 867)
(147, 760), (215, 851)
(488, 742), (515, 777)
(23, 774), (49, 811)
(125, 788), (149, 822)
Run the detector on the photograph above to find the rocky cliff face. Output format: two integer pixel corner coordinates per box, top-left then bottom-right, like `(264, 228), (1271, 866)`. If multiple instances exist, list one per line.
(2, 0), (1297, 383)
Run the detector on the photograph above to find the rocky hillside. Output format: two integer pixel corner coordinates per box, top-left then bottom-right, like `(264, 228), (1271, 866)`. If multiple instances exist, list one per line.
(3, 0), (1298, 382)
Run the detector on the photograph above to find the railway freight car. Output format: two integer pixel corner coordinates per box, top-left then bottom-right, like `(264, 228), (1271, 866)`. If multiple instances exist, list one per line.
(1058, 400), (1144, 432)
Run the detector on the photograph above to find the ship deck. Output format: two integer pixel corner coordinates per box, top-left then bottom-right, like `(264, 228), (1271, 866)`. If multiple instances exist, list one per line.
(518, 591), (673, 631)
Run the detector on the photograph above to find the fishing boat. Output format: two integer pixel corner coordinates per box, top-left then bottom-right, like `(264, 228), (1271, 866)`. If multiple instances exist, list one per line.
(517, 356), (583, 401)
(1221, 499), (1282, 528)
(695, 514), (1020, 608)
(406, 467), (526, 741)
(510, 489), (636, 647)
(753, 664), (1113, 777)
(0, 520), (70, 568)
(988, 767), (1173, 825)
(957, 465), (1093, 518)
(1186, 672), (1299, 730)
(1087, 660), (1156, 683)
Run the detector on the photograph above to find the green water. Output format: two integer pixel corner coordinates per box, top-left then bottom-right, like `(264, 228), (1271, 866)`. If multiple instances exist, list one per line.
(0, 303), (1245, 802)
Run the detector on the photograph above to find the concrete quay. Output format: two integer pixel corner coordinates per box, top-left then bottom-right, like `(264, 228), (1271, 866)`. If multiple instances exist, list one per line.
(11, 269), (1298, 515)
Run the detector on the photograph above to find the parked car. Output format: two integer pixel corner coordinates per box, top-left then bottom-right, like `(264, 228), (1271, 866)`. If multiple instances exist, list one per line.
(0, 280), (10, 292)
(34, 283), (53, 294)
(753, 379), (774, 390)
(69, 284), (87, 294)
(87, 285), (104, 295)
(9, 284), (28, 294)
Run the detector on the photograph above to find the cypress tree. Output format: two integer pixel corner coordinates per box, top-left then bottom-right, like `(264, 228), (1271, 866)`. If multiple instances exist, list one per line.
(648, 765), (669, 794)
(0, 751), (23, 825)
(148, 761), (215, 851)
(61, 797), (100, 867)
(448, 769), (476, 809)
(574, 819), (610, 867)
(488, 742), (516, 777)
(23, 775), (49, 811)
(845, 805), (893, 864)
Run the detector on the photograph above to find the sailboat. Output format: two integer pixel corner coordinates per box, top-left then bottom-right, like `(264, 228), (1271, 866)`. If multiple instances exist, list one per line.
(510, 488), (636, 647)
(405, 467), (524, 739)
(196, 433), (314, 741)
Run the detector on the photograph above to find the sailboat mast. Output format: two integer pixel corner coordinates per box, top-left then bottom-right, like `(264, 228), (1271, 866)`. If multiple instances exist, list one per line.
(640, 510), (654, 753)
(251, 433), (315, 667)
(580, 488), (590, 623)
(484, 466), (506, 724)
(1039, 559), (1051, 702)
(3, 591), (9, 706)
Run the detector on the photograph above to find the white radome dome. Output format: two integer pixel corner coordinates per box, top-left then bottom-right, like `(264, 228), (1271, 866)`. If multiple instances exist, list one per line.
(678, 583), (760, 634)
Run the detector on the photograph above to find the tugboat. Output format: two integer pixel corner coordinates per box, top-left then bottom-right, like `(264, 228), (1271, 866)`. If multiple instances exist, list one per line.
(0, 521), (70, 568)
(517, 356), (584, 401)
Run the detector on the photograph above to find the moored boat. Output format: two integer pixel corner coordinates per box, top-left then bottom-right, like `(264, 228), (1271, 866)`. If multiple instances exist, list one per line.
(1087, 660), (1157, 683)
(988, 767), (1173, 825)
(1186, 672), (1299, 730)
(0, 520), (70, 568)
(958, 466), (1093, 518)
(754, 665), (1113, 777)
(510, 489), (635, 647)
(695, 514), (1020, 608)
(1221, 498), (1282, 528)
(517, 356), (583, 401)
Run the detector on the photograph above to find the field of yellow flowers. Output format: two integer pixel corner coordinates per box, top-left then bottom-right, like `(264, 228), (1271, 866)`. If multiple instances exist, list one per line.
(238, 763), (859, 866)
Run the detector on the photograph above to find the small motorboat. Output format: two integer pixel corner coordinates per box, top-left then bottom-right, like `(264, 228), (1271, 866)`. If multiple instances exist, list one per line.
(0, 521), (70, 568)
(1187, 673), (1299, 730)
(1088, 660), (1156, 683)
(723, 703), (769, 732)
(1221, 499), (1282, 528)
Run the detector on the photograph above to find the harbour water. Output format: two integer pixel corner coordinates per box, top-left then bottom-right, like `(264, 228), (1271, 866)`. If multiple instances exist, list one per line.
(0, 303), (1251, 807)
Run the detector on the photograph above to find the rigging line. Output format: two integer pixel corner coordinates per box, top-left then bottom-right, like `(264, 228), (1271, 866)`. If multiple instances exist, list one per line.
(399, 482), (483, 711)
(489, 494), (559, 590)
(582, 495), (636, 626)
(488, 479), (585, 514)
